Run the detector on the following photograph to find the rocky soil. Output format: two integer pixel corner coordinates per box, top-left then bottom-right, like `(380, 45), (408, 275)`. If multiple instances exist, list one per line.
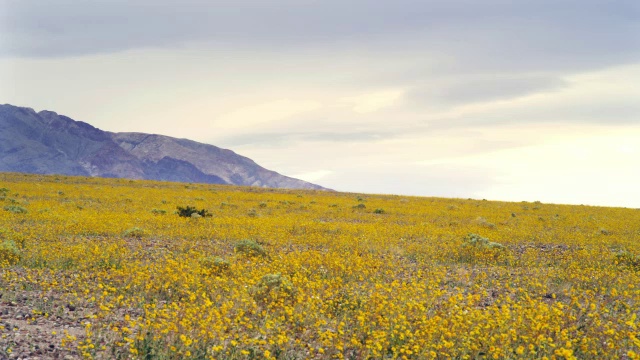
(0, 292), (86, 360)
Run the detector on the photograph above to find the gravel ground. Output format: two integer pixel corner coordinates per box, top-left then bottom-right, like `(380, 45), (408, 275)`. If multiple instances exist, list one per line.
(0, 292), (86, 360)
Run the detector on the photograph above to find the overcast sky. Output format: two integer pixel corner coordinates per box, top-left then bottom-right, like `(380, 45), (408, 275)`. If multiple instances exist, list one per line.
(1, 1), (639, 207)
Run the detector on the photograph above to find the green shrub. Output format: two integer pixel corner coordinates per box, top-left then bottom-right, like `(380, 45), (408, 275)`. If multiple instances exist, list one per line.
(0, 240), (21, 266)
(200, 256), (231, 275)
(475, 217), (496, 229)
(176, 205), (211, 218)
(615, 250), (640, 271)
(250, 273), (296, 304)
(464, 233), (504, 250)
(457, 234), (510, 266)
(4, 205), (27, 214)
(151, 208), (167, 215)
(124, 227), (146, 238)
(353, 203), (366, 209)
(373, 208), (385, 214)
(234, 239), (267, 258)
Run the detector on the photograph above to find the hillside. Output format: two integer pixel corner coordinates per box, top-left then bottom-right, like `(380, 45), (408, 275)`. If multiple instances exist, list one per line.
(0, 104), (327, 190)
(1, 172), (639, 359)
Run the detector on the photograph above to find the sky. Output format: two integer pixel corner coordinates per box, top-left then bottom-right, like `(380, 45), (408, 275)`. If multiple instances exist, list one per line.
(1, 0), (639, 208)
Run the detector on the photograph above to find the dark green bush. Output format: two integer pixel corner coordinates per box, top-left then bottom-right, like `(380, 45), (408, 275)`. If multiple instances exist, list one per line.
(176, 205), (212, 218)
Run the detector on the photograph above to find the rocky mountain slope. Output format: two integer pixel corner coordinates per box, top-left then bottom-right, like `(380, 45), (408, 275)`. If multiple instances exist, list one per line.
(0, 104), (327, 190)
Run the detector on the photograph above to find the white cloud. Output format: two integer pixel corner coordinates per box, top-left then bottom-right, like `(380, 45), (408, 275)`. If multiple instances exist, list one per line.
(213, 99), (322, 131)
(417, 126), (640, 207)
(340, 89), (405, 113)
(1, 15), (638, 208)
(291, 170), (334, 182)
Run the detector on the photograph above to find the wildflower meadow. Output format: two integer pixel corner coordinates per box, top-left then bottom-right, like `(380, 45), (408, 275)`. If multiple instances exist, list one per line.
(1, 172), (639, 359)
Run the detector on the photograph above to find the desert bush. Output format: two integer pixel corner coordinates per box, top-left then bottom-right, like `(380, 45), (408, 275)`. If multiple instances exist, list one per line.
(123, 227), (146, 238)
(3, 205), (27, 214)
(374, 208), (385, 214)
(151, 208), (167, 215)
(353, 203), (366, 209)
(457, 234), (510, 266)
(0, 240), (21, 266)
(176, 205), (211, 218)
(599, 228), (612, 235)
(200, 256), (231, 275)
(615, 250), (640, 271)
(234, 239), (267, 258)
(464, 233), (504, 249)
(475, 217), (496, 229)
(250, 273), (296, 304)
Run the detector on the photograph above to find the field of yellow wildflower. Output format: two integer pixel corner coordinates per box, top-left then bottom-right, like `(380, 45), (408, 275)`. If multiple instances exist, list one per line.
(1, 172), (639, 359)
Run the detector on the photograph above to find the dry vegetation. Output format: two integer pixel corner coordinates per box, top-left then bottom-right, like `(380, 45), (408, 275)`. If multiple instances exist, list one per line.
(1, 172), (639, 359)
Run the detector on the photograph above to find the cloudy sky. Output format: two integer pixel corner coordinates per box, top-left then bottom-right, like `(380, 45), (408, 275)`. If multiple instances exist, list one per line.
(1, 1), (639, 207)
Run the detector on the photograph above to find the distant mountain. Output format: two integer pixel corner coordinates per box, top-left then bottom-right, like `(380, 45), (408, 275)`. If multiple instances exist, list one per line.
(0, 104), (328, 190)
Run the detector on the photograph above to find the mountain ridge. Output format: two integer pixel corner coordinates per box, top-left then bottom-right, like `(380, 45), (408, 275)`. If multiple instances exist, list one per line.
(0, 104), (328, 190)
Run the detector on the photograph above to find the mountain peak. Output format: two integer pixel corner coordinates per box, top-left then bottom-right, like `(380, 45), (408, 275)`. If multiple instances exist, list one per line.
(0, 104), (329, 190)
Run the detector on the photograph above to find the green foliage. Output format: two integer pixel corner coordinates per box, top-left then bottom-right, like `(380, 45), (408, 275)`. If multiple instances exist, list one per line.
(464, 233), (504, 250)
(599, 228), (612, 235)
(176, 205), (212, 218)
(475, 217), (496, 229)
(250, 273), (296, 304)
(151, 208), (167, 215)
(353, 203), (366, 209)
(200, 256), (231, 275)
(615, 250), (640, 271)
(3, 205), (27, 214)
(0, 240), (21, 266)
(374, 208), (385, 214)
(123, 227), (146, 239)
(234, 239), (267, 258)
(457, 234), (510, 266)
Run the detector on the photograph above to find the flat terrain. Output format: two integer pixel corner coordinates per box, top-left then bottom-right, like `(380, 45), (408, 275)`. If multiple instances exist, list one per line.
(1, 172), (639, 359)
